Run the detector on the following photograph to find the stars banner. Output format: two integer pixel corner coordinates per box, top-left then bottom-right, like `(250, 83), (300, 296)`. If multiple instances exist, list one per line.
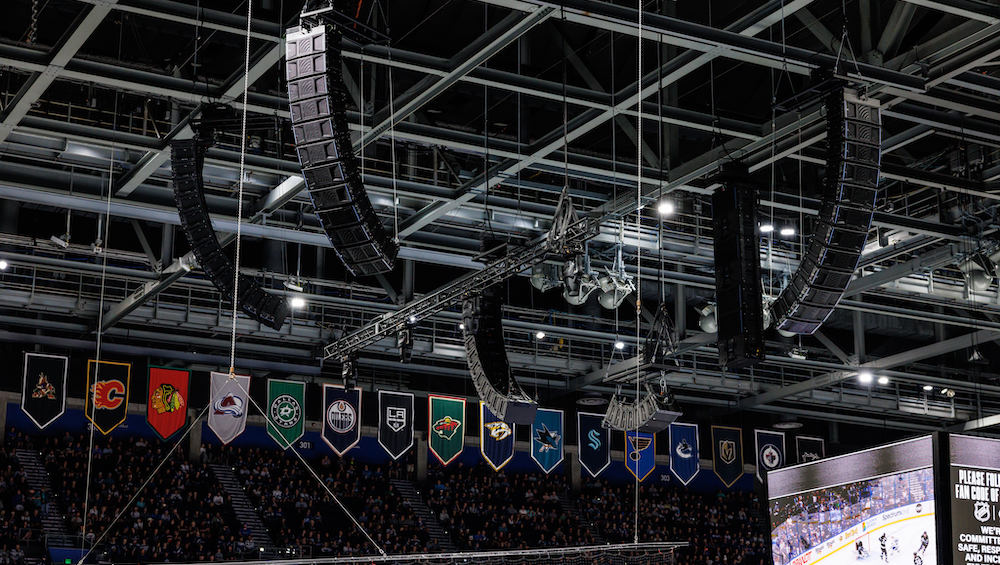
(266, 379), (305, 449)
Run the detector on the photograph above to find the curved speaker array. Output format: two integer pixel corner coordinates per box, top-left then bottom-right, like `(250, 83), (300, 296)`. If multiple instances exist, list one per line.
(602, 385), (681, 433)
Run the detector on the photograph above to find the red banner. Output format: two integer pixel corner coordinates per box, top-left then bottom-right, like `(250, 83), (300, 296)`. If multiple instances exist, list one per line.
(146, 367), (189, 440)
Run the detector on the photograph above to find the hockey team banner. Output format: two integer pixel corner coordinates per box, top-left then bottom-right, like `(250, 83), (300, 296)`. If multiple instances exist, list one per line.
(796, 436), (825, 463)
(531, 408), (564, 474)
(266, 379), (305, 449)
(208, 372), (251, 444)
(85, 359), (131, 435)
(669, 422), (700, 485)
(480, 402), (515, 471)
(755, 429), (786, 481)
(712, 425), (744, 488)
(378, 390), (414, 460)
(625, 430), (656, 482)
(428, 395), (465, 466)
(146, 367), (189, 440)
(323, 385), (362, 456)
(577, 412), (610, 477)
(21, 352), (67, 430)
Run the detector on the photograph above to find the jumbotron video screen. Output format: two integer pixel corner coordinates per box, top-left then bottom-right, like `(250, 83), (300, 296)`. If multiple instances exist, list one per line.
(767, 436), (936, 565)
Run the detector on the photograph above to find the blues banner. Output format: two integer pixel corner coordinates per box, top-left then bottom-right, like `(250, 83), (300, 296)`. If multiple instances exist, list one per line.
(577, 412), (610, 477)
(429, 395), (465, 466)
(480, 402), (515, 471)
(625, 430), (656, 482)
(323, 384), (362, 456)
(208, 372), (250, 444)
(796, 435), (825, 463)
(755, 429), (786, 481)
(669, 422), (699, 485)
(378, 390), (414, 460)
(147, 366), (189, 440)
(531, 408), (563, 474)
(712, 425), (743, 488)
(85, 359), (131, 435)
(22, 352), (67, 430)
(267, 379), (305, 449)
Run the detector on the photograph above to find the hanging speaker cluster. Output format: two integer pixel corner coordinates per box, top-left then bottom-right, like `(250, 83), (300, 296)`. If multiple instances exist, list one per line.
(601, 385), (681, 433)
(171, 139), (289, 330)
(285, 23), (398, 277)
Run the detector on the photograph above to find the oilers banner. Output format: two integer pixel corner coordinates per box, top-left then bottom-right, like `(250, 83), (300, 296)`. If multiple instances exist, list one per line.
(266, 379), (305, 449)
(21, 352), (67, 430)
(208, 372), (251, 444)
(755, 429), (786, 481)
(378, 390), (414, 460)
(428, 395), (465, 466)
(479, 402), (515, 471)
(85, 359), (131, 435)
(530, 408), (564, 474)
(577, 412), (610, 477)
(146, 367), (189, 440)
(323, 384), (362, 456)
(712, 425), (744, 488)
(796, 435), (825, 463)
(625, 430), (656, 482)
(669, 422), (700, 485)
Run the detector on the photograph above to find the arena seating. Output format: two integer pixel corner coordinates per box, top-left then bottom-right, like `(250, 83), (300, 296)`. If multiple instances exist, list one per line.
(0, 443), (42, 565)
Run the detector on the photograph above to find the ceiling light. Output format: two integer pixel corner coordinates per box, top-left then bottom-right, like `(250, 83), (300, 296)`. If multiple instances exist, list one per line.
(614, 340), (625, 350)
(779, 227), (796, 237)
(283, 280), (304, 292)
(877, 376), (890, 385)
(535, 330), (546, 340)
(289, 296), (306, 309)
(408, 315), (417, 324)
(459, 323), (465, 331)
(759, 224), (774, 233)
(943, 388), (956, 398)
(50, 235), (70, 249)
(657, 200), (675, 216)
(0, 259), (8, 270)
(858, 370), (873, 384)
(923, 385), (934, 392)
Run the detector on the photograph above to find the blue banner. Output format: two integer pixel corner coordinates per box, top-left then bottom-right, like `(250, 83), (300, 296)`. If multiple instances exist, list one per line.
(530, 408), (563, 474)
(322, 385), (361, 457)
(480, 402), (515, 471)
(712, 425), (743, 488)
(625, 430), (656, 482)
(577, 412), (610, 477)
(669, 422), (699, 485)
(755, 429), (786, 481)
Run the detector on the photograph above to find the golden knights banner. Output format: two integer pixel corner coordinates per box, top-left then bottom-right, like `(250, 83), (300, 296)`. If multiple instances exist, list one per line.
(378, 390), (414, 460)
(479, 402), (514, 471)
(21, 352), (67, 429)
(712, 425), (744, 488)
(146, 366), (189, 440)
(85, 359), (131, 435)
(267, 379), (305, 450)
(208, 372), (251, 444)
(428, 394), (465, 466)
(323, 384), (362, 456)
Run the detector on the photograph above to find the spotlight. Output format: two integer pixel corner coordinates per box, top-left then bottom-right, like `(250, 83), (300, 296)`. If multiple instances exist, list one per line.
(923, 384), (933, 392)
(759, 224), (774, 233)
(614, 340), (625, 350)
(941, 387), (956, 398)
(0, 259), (7, 270)
(409, 315), (417, 324)
(779, 227), (796, 237)
(289, 296), (306, 309)
(877, 376), (889, 385)
(787, 346), (807, 360)
(958, 257), (993, 292)
(535, 330), (546, 340)
(858, 370), (873, 384)
(49, 235), (70, 249)
(529, 265), (561, 292)
(459, 323), (465, 331)
(696, 303), (717, 334)
(777, 328), (797, 338)
(657, 200), (675, 216)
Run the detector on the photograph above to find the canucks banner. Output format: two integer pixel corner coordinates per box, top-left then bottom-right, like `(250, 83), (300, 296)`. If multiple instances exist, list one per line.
(531, 408), (564, 474)
(625, 430), (656, 482)
(669, 422), (700, 485)
(378, 390), (414, 460)
(146, 367), (189, 440)
(208, 372), (251, 444)
(755, 429), (786, 481)
(428, 395), (465, 466)
(480, 402), (515, 471)
(22, 353), (67, 430)
(85, 359), (131, 435)
(796, 435), (825, 463)
(267, 379), (305, 449)
(577, 412), (610, 477)
(323, 385), (362, 456)
(712, 425), (744, 488)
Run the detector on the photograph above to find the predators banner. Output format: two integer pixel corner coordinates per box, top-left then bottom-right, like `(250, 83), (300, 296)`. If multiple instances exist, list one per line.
(480, 402), (515, 471)
(21, 352), (67, 430)
(146, 366), (189, 440)
(267, 379), (305, 449)
(85, 359), (131, 435)
(428, 395), (465, 466)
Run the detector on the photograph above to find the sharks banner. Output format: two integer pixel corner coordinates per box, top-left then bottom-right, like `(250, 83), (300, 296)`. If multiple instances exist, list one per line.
(146, 366), (189, 440)
(480, 402), (515, 471)
(378, 390), (414, 460)
(669, 422), (700, 485)
(208, 372), (251, 444)
(577, 412), (610, 477)
(267, 379), (305, 449)
(755, 429), (786, 481)
(712, 425), (744, 488)
(323, 384), (362, 456)
(796, 435), (825, 463)
(21, 352), (67, 430)
(625, 430), (656, 482)
(428, 395), (465, 466)
(530, 408), (564, 474)
(85, 359), (131, 435)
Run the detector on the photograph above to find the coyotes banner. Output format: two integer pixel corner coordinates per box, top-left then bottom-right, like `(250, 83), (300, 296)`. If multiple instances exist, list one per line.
(669, 422), (700, 485)
(267, 379), (305, 449)
(755, 429), (786, 481)
(378, 390), (413, 460)
(480, 402), (514, 471)
(712, 425), (743, 488)
(531, 408), (564, 474)
(146, 367), (189, 440)
(208, 372), (251, 444)
(323, 384), (362, 456)
(796, 435), (825, 463)
(625, 430), (656, 482)
(85, 359), (131, 435)
(21, 352), (67, 429)
(428, 395), (465, 466)
(577, 412), (609, 477)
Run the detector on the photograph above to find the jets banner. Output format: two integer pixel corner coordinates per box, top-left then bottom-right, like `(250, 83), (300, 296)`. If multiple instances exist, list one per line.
(323, 385), (362, 456)
(378, 390), (414, 460)
(669, 422), (700, 485)
(267, 379), (305, 449)
(577, 412), (610, 477)
(531, 408), (564, 474)
(755, 429), (786, 481)
(208, 372), (251, 444)
(480, 402), (515, 471)
(796, 435), (825, 463)
(21, 352), (67, 429)
(712, 425), (744, 488)
(146, 367), (189, 440)
(428, 395), (465, 466)
(85, 359), (131, 435)
(625, 430), (656, 482)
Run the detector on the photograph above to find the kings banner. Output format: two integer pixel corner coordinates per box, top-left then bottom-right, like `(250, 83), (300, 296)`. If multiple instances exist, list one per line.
(755, 429), (786, 481)
(146, 366), (189, 440)
(267, 379), (305, 449)
(625, 430), (656, 482)
(85, 359), (131, 435)
(669, 422), (700, 485)
(531, 408), (564, 474)
(712, 425), (744, 488)
(21, 352), (67, 429)
(577, 412), (610, 477)
(323, 384), (362, 456)
(428, 395), (465, 466)
(208, 372), (250, 444)
(378, 390), (414, 460)
(480, 402), (515, 471)
(796, 435), (825, 463)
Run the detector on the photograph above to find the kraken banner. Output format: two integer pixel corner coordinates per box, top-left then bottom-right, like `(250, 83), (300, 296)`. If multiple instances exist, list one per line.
(479, 402), (515, 471)
(669, 422), (700, 485)
(21, 352), (67, 430)
(577, 412), (610, 477)
(530, 408), (564, 474)
(755, 429), (786, 481)
(378, 390), (414, 460)
(428, 394), (465, 466)
(712, 425), (744, 488)
(625, 430), (656, 482)
(146, 366), (189, 440)
(208, 372), (251, 444)
(267, 379), (305, 449)
(85, 359), (131, 435)
(322, 384), (362, 456)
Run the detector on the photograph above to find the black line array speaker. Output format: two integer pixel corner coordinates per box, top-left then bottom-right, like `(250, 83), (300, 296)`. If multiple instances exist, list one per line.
(285, 24), (398, 277)
(771, 88), (881, 335)
(172, 139), (289, 331)
(712, 164), (765, 370)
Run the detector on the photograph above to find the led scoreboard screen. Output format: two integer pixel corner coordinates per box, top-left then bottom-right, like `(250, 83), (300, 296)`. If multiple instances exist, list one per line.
(951, 435), (1000, 565)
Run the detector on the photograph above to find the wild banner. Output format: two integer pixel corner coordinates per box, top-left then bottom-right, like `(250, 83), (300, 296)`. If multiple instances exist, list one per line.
(267, 379), (305, 449)
(85, 359), (131, 435)
(323, 385), (362, 456)
(577, 412), (610, 477)
(669, 422), (700, 485)
(428, 395), (465, 466)
(21, 352), (67, 429)
(208, 372), (251, 444)
(712, 425), (744, 488)
(480, 402), (515, 471)
(378, 390), (414, 460)
(146, 366), (189, 440)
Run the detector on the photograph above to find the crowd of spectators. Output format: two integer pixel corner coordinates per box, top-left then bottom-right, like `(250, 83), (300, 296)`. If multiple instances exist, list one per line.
(0, 443), (38, 565)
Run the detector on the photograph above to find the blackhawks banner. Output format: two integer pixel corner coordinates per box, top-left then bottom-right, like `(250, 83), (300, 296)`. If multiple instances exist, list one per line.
(267, 379), (305, 449)
(531, 408), (564, 474)
(712, 425), (744, 488)
(85, 359), (131, 435)
(21, 352), (67, 430)
(378, 390), (414, 460)
(577, 412), (610, 477)
(208, 372), (251, 444)
(146, 367), (189, 440)
(428, 395), (465, 466)
(755, 429), (786, 481)
(323, 384), (362, 456)
(796, 435), (825, 463)
(669, 422), (700, 485)
(480, 402), (514, 471)
(625, 430), (656, 482)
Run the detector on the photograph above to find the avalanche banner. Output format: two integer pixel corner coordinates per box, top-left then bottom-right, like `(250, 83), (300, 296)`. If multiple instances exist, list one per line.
(428, 394), (465, 466)
(712, 425), (744, 488)
(577, 412), (610, 477)
(378, 390), (414, 460)
(208, 372), (251, 444)
(625, 430), (656, 482)
(21, 352), (67, 430)
(85, 359), (131, 435)
(480, 402), (515, 471)
(531, 408), (564, 474)
(267, 379), (305, 449)
(323, 384), (362, 456)
(146, 366), (189, 440)
(755, 429), (786, 481)
(796, 435), (825, 463)
(669, 422), (700, 485)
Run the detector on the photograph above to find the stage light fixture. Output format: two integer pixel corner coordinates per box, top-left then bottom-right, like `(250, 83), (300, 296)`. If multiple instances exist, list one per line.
(283, 279), (305, 292)
(49, 235), (70, 249)
(779, 227), (796, 237)
(696, 303), (717, 334)
(657, 200), (675, 216)
(877, 376), (889, 385)
(535, 330), (546, 340)
(759, 224), (774, 234)
(788, 346), (807, 360)
(0, 259), (7, 270)
(942, 387), (956, 398)
(290, 296), (306, 309)
(777, 328), (797, 338)
(597, 245), (635, 310)
(958, 257), (993, 292)
(858, 370), (873, 384)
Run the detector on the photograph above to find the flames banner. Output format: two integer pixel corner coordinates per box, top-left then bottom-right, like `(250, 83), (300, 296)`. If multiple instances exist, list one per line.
(146, 367), (189, 440)
(21, 352), (67, 430)
(85, 359), (131, 435)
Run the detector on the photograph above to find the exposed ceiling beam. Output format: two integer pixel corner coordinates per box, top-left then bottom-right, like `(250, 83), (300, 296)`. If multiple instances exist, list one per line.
(902, 0), (1000, 25)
